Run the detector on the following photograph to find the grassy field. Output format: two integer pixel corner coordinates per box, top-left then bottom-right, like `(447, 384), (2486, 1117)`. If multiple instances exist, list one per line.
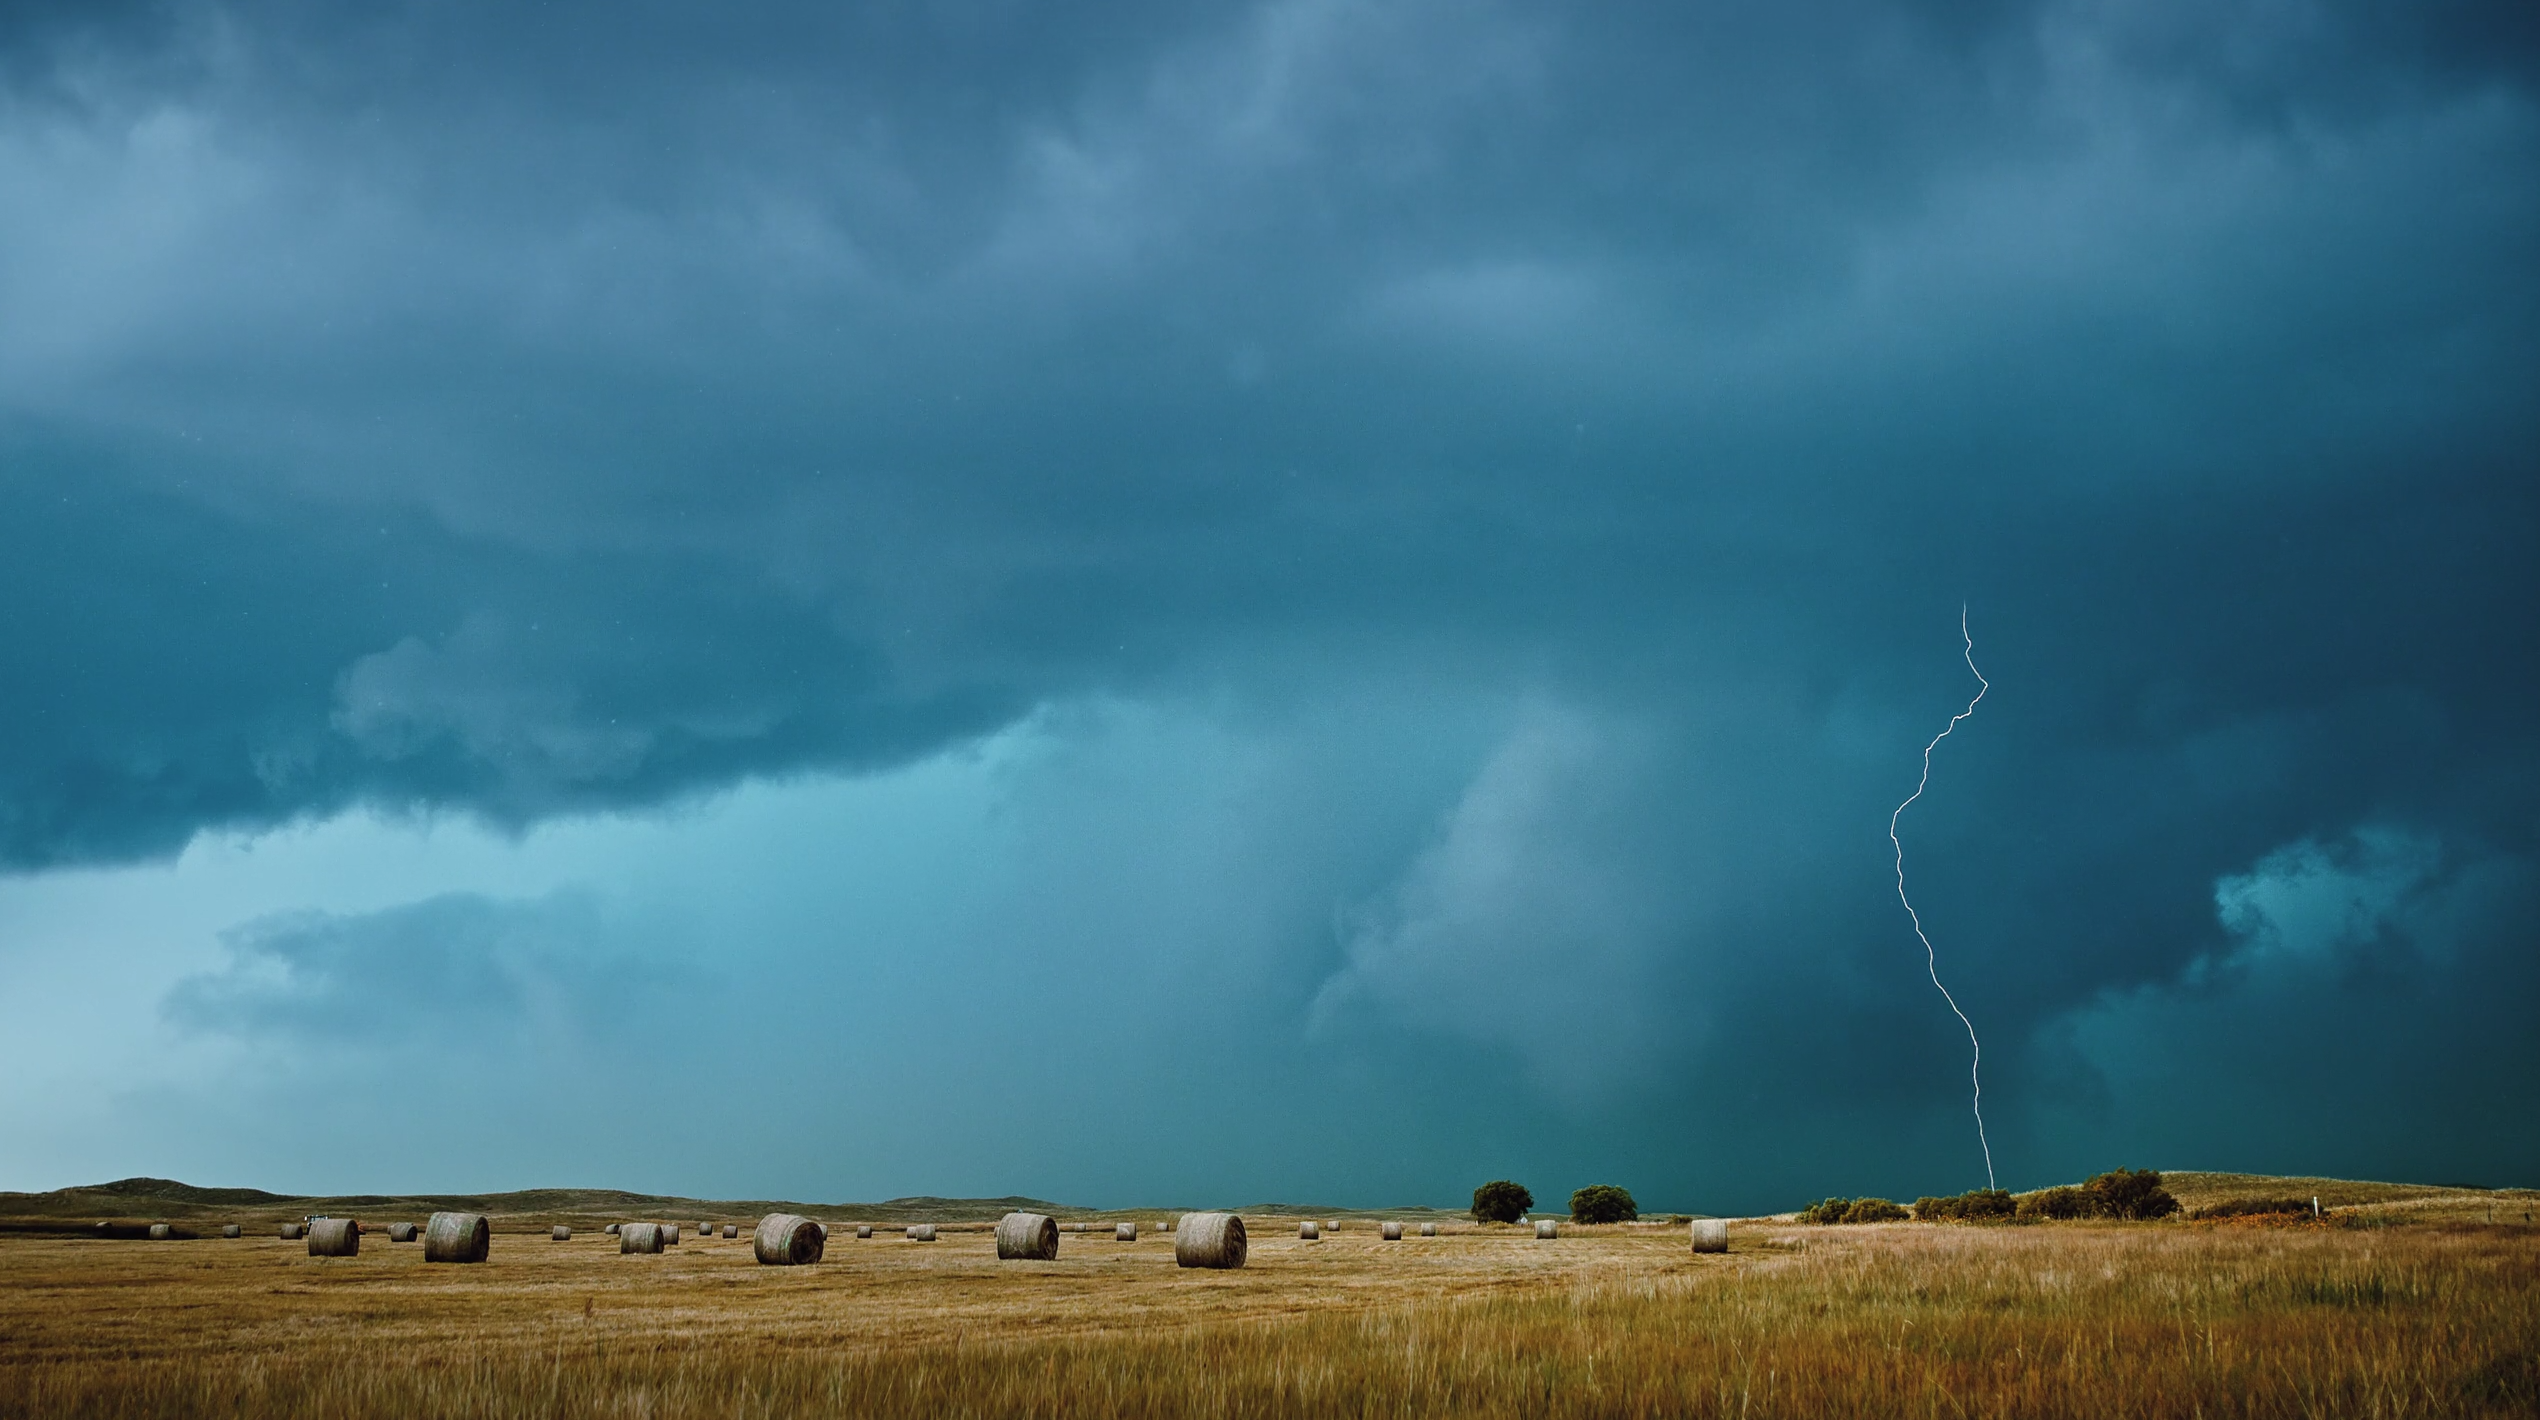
(1, 1178), (2533, 1418)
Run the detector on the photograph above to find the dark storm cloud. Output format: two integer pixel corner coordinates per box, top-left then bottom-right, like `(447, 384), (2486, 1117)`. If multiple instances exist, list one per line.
(2, 0), (2535, 1197)
(0, 436), (1018, 864)
(2042, 828), (2540, 1185)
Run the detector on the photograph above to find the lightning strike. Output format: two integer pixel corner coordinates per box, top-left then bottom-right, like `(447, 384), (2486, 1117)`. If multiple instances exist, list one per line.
(1890, 606), (1995, 1190)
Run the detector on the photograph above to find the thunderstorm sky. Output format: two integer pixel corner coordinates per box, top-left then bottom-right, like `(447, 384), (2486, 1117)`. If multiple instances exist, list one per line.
(1, 0), (2535, 1214)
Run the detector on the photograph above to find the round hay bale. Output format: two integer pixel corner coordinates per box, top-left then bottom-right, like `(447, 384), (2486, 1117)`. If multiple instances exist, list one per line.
(1175, 1212), (1247, 1270)
(148, 1223), (172, 1240)
(1534, 1220), (1558, 1240)
(1324, 1220), (1340, 1231)
(694, 1222), (710, 1238)
(424, 1211), (491, 1264)
(722, 1223), (738, 1239)
(605, 1223), (620, 1235)
(662, 1223), (681, 1246)
(307, 1219), (360, 1257)
(1690, 1219), (1728, 1254)
(279, 1222), (305, 1240)
(1116, 1222), (1138, 1241)
(753, 1213), (825, 1266)
(1419, 1222), (1439, 1237)
(906, 1224), (936, 1242)
(1298, 1221), (1320, 1240)
(620, 1222), (666, 1254)
(222, 1224), (241, 1239)
(996, 1212), (1060, 1261)
(387, 1222), (418, 1243)
(1382, 1221), (1403, 1240)
(855, 1224), (873, 1239)
(552, 1225), (573, 1242)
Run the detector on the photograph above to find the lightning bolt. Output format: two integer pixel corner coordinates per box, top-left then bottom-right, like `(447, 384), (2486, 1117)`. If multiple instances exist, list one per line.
(1890, 605), (1995, 1190)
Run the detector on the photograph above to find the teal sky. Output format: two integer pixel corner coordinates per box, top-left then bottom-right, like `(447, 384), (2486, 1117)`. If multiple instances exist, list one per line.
(1, 0), (2534, 1213)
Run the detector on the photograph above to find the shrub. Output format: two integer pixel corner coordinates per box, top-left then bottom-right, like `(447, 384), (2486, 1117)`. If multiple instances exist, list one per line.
(1915, 1189), (2016, 1222)
(2191, 1197), (2315, 1221)
(2017, 1186), (2095, 1220)
(1841, 1198), (1909, 1224)
(1797, 1197), (1907, 1224)
(2085, 1168), (2180, 1221)
(1471, 1180), (1534, 1225)
(1568, 1185), (1638, 1225)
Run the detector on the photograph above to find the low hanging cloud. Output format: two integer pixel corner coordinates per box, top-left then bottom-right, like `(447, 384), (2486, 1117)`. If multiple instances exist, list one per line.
(1313, 704), (1708, 1093)
(335, 618), (669, 786)
(163, 892), (610, 1048)
(2042, 828), (2540, 1181)
(2209, 829), (2450, 977)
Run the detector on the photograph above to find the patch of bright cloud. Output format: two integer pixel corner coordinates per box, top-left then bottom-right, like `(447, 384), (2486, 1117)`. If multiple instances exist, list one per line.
(163, 891), (608, 1047)
(1312, 702), (1699, 1093)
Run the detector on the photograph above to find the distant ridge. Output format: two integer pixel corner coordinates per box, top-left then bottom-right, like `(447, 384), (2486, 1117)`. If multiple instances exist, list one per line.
(0, 1178), (1085, 1227)
(2149, 1171), (2533, 1211)
(0, 1179), (1462, 1230)
(85, 1177), (301, 1206)
(1236, 1203), (1455, 1217)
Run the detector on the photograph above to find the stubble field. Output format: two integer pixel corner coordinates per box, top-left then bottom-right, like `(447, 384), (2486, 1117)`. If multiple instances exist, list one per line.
(2, 1210), (2534, 1418)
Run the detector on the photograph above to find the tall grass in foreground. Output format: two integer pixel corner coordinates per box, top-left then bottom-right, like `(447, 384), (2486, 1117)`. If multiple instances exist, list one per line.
(5, 1224), (2533, 1418)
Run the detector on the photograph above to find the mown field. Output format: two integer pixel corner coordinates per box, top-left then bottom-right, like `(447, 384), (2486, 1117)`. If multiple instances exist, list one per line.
(1, 1183), (2533, 1419)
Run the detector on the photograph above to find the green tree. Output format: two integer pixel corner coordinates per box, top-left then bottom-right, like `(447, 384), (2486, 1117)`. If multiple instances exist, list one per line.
(1569, 1185), (1638, 1224)
(2085, 1167), (2179, 1220)
(1471, 1180), (1534, 1224)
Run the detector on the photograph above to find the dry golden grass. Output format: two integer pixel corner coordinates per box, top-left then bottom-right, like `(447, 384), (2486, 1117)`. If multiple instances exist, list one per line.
(2, 1214), (2533, 1418)
(2157, 1172), (2539, 1223)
